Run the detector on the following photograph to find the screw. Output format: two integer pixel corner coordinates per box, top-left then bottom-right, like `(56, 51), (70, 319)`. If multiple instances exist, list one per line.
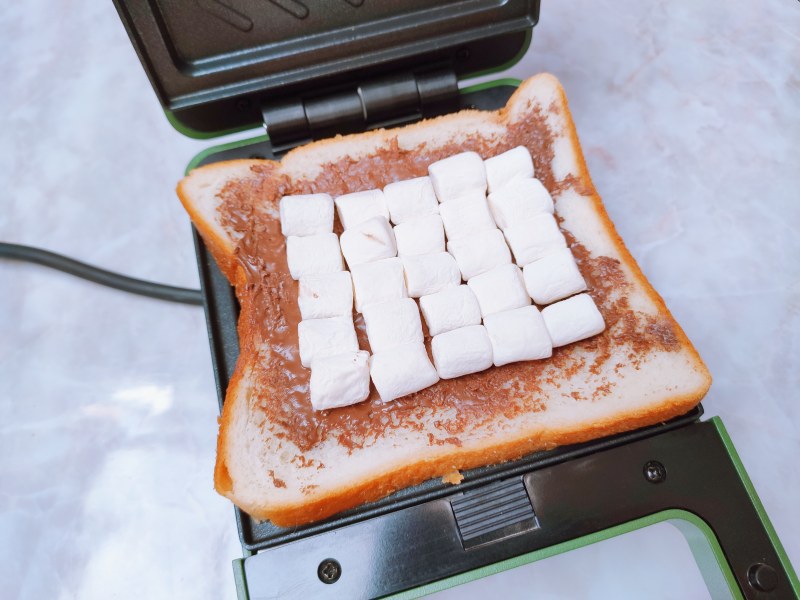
(235, 98), (251, 111)
(643, 460), (667, 484)
(318, 558), (341, 584)
(456, 47), (470, 61)
(747, 563), (778, 592)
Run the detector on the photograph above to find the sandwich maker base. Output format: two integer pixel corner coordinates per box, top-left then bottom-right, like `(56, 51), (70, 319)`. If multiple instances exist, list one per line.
(114, 2), (799, 598)
(188, 83), (799, 599)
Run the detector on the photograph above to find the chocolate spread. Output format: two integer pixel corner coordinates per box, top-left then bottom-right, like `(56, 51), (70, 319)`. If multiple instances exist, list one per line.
(217, 105), (681, 454)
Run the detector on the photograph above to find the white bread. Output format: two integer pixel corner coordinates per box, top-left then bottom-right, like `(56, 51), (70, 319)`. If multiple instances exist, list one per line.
(177, 74), (711, 527)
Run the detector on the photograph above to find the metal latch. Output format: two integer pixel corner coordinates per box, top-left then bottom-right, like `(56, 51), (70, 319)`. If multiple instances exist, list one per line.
(450, 476), (539, 550)
(261, 68), (458, 152)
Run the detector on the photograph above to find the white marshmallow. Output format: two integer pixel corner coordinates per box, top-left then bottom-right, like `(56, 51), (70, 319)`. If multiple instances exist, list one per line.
(350, 257), (407, 312)
(445, 189), (485, 204)
(484, 146), (535, 192)
(439, 194), (496, 241)
(309, 350), (371, 410)
(542, 293), (606, 347)
(279, 193), (334, 237)
(402, 252), (461, 298)
(503, 213), (567, 266)
(431, 325), (493, 379)
(362, 298), (423, 354)
(487, 178), (554, 229)
(522, 248), (587, 305)
(467, 264), (531, 318)
(384, 177), (439, 224)
(370, 343), (439, 402)
(419, 285), (482, 337)
(339, 216), (397, 268)
(334, 189), (390, 229)
(428, 152), (487, 202)
(286, 233), (343, 280)
(447, 229), (511, 280)
(298, 271), (353, 319)
(394, 214), (445, 256)
(483, 306), (553, 367)
(297, 316), (359, 368)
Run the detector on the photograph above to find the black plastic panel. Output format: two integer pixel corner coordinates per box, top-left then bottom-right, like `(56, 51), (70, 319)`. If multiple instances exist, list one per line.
(241, 421), (795, 599)
(113, 0), (539, 134)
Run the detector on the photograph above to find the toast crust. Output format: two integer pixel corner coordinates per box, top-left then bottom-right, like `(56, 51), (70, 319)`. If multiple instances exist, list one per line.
(240, 391), (702, 526)
(179, 74), (711, 527)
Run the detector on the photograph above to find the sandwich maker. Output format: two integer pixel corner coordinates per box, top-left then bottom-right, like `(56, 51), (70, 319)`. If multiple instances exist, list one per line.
(113, 2), (799, 598)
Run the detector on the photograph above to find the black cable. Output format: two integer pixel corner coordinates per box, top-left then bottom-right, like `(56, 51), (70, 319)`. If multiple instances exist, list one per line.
(0, 242), (203, 306)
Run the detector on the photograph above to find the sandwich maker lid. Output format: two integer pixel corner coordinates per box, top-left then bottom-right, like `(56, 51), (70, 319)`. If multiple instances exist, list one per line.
(112, 0), (540, 137)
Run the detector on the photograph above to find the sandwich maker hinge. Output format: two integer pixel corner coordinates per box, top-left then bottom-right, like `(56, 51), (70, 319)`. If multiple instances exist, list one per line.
(261, 68), (459, 154)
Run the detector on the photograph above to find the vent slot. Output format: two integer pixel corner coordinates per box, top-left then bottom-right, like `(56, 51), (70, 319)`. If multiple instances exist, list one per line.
(450, 477), (538, 550)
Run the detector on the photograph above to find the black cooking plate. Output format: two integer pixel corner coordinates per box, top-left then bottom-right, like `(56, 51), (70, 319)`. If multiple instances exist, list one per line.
(190, 83), (704, 553)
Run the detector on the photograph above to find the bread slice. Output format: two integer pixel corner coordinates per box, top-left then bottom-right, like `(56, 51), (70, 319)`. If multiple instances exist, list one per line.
(177, 73), (711, 527)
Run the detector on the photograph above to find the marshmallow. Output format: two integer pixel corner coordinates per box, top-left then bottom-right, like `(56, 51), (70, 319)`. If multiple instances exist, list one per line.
(428, 152), (487, 202)
(542, 293), (606, 347)
(350, 257), (407, 312)
(419, 285), (482, 337)
(487, 178), (554, 229)
(340, 216), (397, 268)
(297, 316), (359, 368)
(362, 298), (423, 354)
(384, 177), (439, 224)
(370, 343), (440, 402)
(402, 252), (461, 297)
(286, 233), (343, 280)
(439, 194), (496, 241)
(394, 214), (445, 256)
(279, 193), (334, 237)
(298, 271), (353, 320)
(522, 248), (587, 305)
(483, 306), (553, 367)
(484, 146), (535, 192)
(447, 229), (511, 281)
(309, 350), (371, 410)
(467, 264), (531, 318)
(334, 189), (390, 229)
(503, 213), (567, 266)
(431, 325), (493, 379)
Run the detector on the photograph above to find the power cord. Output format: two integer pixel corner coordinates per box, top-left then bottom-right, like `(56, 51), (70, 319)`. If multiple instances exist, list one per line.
(0, 242), (203, 306)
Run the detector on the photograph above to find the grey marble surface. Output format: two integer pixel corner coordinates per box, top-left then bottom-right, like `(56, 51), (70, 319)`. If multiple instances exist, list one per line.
(1, 1), (798, 599)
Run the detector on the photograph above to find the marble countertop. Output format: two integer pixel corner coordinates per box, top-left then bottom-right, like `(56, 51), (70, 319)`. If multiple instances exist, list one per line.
(1, 1), (798, 598)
